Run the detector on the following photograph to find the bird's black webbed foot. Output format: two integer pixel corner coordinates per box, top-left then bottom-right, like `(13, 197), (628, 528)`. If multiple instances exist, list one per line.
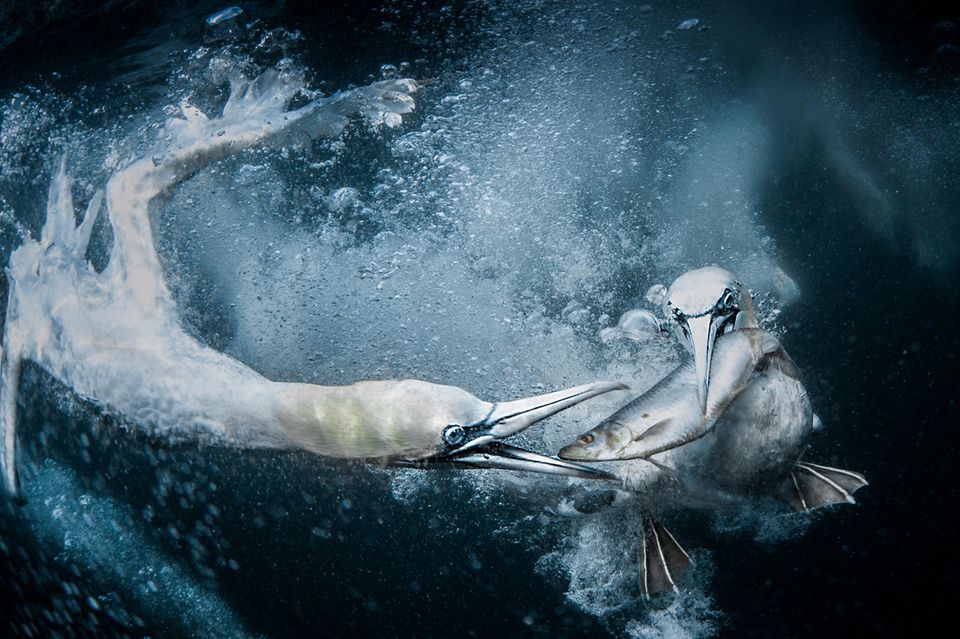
(778, 461), (868, 512)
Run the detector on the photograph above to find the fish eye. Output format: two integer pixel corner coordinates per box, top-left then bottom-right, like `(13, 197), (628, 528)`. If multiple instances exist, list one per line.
(577, 433), (595, 445)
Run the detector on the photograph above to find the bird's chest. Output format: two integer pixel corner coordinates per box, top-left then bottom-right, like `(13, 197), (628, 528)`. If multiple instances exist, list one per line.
(685, 368), (813, 494)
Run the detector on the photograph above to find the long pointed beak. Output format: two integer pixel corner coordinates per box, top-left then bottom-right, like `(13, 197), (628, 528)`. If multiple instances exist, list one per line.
(685, 314), (720, 415)
(485, 381), (628, 438)
(393, 442), (617, 480)
(392, 381), (626, 480)
(439, 442), (617, 479)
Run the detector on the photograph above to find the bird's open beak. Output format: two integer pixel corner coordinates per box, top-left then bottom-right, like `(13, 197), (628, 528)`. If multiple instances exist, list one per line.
(485, 381), (627, 439)
(395, 381), (626, 479)
(685, 314), (721, 415)
(430, 441), (617, 479)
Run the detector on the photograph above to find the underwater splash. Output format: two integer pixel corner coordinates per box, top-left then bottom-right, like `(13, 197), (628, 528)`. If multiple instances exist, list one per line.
(0, 17), (773, 639)
(2, 1), (923, 636)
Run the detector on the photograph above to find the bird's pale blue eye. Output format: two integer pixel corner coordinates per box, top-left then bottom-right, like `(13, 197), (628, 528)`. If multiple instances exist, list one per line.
(721, 290), (735, 309)
(443, 425), (466, 446)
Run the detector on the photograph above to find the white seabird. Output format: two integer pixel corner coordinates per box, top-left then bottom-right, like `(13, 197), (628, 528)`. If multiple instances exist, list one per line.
(558, 266), (867, 597)
(0, 68), (621, 503)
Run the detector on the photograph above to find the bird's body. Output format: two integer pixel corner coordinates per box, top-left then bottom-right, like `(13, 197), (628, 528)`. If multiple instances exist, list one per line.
(559, 266), (867, 597)
(0, 69), (619, 501)
(8, 239), (282, 448)
(566, 327), (812, 503)
(686, 338), (812, 498)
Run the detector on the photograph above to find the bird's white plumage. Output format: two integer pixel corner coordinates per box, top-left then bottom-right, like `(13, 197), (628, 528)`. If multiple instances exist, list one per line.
(0, 68), (619, 497)
(562, 267), (823, 505)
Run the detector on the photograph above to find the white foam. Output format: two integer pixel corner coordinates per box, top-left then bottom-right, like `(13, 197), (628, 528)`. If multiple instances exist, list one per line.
(536, 502), (721, 638)
(0, 7), (814, 636)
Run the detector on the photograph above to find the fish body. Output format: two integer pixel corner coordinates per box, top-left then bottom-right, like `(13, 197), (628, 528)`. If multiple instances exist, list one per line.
(557, 267), (867, 597)
(562, 327), (811, 502)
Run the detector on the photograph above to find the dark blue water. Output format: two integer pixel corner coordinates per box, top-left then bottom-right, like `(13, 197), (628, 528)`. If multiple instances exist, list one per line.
(1, 1), (958, 637)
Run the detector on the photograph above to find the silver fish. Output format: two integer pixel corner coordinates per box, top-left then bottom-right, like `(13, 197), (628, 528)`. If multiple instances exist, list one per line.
(559, 267), (867, 598)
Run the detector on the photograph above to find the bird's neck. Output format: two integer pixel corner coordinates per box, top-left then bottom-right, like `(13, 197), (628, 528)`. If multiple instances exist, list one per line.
(268, 379), (457, 460)
(735, 296), (760, 330)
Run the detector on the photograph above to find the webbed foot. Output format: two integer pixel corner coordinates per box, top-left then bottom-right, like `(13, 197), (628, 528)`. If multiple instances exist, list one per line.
(639, 511), (692, 599)
(778, 461), (868, 512)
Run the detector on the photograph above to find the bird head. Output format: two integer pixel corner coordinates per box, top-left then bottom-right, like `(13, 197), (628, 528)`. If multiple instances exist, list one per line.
(663, 266), (756, 413)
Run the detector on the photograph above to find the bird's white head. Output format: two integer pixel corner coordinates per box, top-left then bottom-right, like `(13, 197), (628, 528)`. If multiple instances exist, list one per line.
(663, 266), (757, 413)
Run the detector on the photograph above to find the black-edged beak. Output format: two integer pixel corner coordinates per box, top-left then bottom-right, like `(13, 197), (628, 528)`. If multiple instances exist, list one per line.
(484, 381), (627, 439)
(684, 313), (723, 414)
(433, 441), (617, 480)
(394, 381), (626, 480)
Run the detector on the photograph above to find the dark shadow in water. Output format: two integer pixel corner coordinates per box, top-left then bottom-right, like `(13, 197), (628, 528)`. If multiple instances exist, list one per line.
(720, 81), (960, 639)
(1, 364), (609, 638)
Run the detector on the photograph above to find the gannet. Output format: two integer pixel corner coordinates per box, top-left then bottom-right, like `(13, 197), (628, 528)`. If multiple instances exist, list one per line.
(558, 266), (867, 598)
(0, 68), (621, 503)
